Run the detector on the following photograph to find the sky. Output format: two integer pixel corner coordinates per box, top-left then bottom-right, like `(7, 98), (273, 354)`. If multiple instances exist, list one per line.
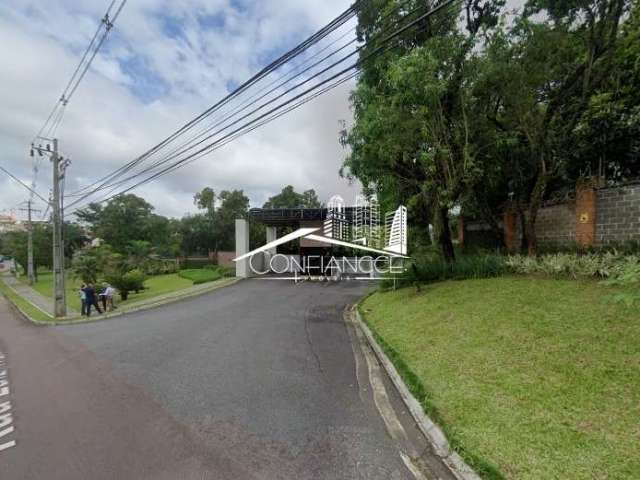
(0, 0), (360, 220)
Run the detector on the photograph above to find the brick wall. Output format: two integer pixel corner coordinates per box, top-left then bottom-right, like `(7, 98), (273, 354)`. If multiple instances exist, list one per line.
(596, 184), (640, 245)
(462, 182), (640, 250)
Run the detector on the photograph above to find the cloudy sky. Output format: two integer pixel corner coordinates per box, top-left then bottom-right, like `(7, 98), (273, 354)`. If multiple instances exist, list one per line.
(0, 0), (360, 220)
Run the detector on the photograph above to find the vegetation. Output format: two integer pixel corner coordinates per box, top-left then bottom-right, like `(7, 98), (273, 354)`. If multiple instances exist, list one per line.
(0, 279), (53, 323)
(361, 277), (640, 479)
(178, 266), (232, 285)
(341, 0), (639, 258)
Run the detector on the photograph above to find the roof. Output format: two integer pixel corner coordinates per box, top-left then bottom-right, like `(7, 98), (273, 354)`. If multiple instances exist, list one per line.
(249, 207), (356, 227)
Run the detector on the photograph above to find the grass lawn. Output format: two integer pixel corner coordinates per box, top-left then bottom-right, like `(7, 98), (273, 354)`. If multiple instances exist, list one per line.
(24, 271), (194, 312)
(361, 276), (640, 479)
(178, 268), (223, 284)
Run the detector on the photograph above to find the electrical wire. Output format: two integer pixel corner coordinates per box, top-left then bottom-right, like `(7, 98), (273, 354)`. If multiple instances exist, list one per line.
(66, 0), (439, 202)
(68, 0), (461, 213)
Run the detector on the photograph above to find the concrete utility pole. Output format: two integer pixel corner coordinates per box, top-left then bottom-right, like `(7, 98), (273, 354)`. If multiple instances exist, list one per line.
(51, 139), (66, 318)
(18, 200), (41, 286)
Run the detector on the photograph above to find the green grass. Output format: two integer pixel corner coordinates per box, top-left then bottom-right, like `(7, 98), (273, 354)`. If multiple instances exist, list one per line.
(361, 276), (640, 479)
(24, 271), (194, 313)
(178, 268), (223, 285)
(0, 279), (53, 322)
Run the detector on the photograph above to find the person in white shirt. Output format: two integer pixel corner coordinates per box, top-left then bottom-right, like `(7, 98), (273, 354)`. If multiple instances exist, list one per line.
(104, 284), (117, 311)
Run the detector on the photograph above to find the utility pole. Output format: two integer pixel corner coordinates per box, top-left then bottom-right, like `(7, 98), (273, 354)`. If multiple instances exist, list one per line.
(18, 200), (41, 286)
(51, 139), (66, 318)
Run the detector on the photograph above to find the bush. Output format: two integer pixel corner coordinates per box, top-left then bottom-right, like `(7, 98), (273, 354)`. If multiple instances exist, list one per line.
(178, 268), (222, 285)
(382, 254), (506, 289)
(505, 252), (639, 279)
(107, 269), (146, 301)
(601, 257), (640, 306)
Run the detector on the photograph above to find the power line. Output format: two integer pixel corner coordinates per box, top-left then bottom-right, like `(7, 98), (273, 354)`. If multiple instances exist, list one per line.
(67, 0), (439, 205)
(28, 0), (127, 202)
(68, 0), (460, 213)
(0, 165), (51, 205)
(66, 2), (361, 199)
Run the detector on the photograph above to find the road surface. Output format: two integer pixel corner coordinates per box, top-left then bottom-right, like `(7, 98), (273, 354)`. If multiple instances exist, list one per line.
(0, 279), (454, 479)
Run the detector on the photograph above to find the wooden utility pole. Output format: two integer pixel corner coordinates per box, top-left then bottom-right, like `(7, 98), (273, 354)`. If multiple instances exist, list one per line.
(18, 200), (41, 286)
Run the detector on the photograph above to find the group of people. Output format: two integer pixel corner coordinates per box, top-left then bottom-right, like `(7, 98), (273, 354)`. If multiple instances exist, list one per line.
(79, 283), (117, 317)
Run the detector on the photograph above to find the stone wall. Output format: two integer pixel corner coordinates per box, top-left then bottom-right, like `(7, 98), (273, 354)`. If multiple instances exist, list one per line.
(596, 184), (640, 245)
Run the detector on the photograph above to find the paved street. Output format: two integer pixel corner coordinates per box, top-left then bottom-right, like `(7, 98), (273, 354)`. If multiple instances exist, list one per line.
(0, 279), (453, 479)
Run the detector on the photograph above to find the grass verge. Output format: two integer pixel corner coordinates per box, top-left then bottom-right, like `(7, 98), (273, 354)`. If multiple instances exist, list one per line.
(178, 268), (223, 284)
(0, 279), (53, 322)
(361, 276), (640, 479)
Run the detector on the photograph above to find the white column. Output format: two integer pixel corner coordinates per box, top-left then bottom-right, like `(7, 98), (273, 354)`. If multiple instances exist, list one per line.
(264, 226), (277, 273)
(235, 219), (250, 278)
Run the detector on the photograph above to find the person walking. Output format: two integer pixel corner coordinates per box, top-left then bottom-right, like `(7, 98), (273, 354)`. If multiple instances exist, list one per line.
(83, 283), (103, 317)
(79, 284), (87, 316)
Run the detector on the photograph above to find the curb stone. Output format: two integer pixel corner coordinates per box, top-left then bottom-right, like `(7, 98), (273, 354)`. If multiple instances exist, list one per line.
(353, 306), (482, 480)
(1, 277), (240, 326)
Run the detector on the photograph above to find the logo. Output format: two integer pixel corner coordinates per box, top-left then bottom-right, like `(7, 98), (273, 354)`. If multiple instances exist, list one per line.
(234, 196), (409, 281)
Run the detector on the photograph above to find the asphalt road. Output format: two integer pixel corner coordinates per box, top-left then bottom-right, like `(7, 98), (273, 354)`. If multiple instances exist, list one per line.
(0, 279), (454, 479)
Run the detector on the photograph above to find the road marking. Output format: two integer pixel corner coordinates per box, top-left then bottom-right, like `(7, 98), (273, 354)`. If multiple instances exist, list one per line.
(0, 351), (16, 452)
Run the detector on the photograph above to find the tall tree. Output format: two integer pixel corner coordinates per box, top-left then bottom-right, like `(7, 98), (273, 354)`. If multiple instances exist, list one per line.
(342, 0), (503, 261)
(263, 185), (321, 209)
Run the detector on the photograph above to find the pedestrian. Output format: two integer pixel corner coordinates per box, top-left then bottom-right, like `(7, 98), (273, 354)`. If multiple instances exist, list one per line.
(79, 284), (87, 316)
(83, 283), (103, 317)
(104, 283), (117, 311)
(99, 283), (108, 312)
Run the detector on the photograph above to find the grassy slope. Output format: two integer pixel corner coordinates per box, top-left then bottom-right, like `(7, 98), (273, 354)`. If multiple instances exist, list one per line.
(361, 276), (640, 479)
(0, 279), (53, 322)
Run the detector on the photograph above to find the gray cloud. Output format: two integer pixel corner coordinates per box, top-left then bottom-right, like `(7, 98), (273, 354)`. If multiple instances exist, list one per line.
(0, 0), (359, 220)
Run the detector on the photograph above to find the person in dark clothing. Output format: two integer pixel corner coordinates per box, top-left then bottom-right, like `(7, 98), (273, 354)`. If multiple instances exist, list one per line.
(83, 283), (102, 316)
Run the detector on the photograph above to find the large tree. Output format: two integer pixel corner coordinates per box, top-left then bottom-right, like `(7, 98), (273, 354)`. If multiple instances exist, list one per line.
(263, 185), (321, 209)
(76, 194), (168, 253)
(342, 0), (503, 261)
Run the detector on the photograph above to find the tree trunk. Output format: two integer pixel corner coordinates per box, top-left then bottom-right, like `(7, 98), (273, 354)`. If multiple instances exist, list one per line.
(525, 173), (547, 256)
(437, 206), (456, 263)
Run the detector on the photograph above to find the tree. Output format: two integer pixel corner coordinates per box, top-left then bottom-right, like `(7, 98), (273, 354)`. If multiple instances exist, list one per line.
(342, 0), (503, 261)
(215, 190), (250, 250)
(474, 0), (629, 254)
(76, 194), (159, 253)
(193, 187), (216, 217)
(263, 185), (321, 209)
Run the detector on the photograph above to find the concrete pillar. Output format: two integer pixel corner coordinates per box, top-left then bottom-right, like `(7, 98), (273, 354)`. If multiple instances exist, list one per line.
(263, 226), (277, 274)
(575, 180), (597, 247)
(503, 210), (518, 253)
(265, 226), (277, 253)
(235, 219), (250, 278)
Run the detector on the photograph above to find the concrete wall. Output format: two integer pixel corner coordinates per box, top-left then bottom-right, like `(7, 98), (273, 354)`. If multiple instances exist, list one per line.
(216, 251), (236, 268)
(535, 203), (576, 246)
(596, 184), (640, 245)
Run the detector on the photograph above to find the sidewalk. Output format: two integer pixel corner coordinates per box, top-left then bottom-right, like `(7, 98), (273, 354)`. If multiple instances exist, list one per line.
(1, 273), (79, 317)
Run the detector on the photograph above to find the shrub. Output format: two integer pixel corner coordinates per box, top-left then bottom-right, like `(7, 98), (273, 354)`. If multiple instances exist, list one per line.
(601, 257), (640, 306)
(505, 252), (638, 280)
(382, 254), (506, 289)
(107, 269), (146, 301)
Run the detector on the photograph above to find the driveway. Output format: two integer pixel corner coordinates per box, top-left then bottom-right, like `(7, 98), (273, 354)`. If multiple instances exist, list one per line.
(0, 279), (454, 479)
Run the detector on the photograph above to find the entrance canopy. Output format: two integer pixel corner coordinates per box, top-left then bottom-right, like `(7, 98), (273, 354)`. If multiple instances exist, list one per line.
(249, 207), (356, 227)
